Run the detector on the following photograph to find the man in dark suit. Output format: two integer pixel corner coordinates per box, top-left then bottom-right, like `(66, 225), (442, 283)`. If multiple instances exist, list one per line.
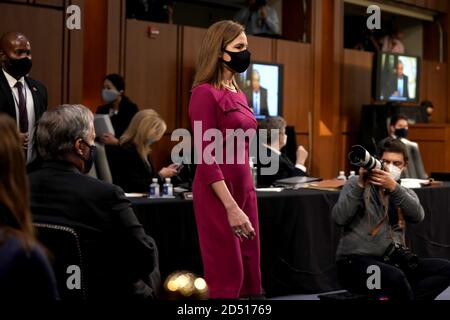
(388, 61), (409, 99)
(29, 104), (160, 300)
(0, 32), (47, 164)
(257, 116), (309, 187)
(244, 70), (269, 116)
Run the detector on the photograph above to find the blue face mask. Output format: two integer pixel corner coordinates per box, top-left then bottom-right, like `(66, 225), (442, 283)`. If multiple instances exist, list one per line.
(102, 89), (120, 103)
(147, 139), (154, 146)
(395, 128), (408, 139)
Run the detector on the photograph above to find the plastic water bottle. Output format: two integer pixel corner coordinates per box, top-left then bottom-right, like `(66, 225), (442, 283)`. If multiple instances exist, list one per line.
(249, 157), (258, 188)
(163, 178), (173, 197)
(348, 171), (356, 180)
(337, 171), (347, 181)
(148, 178), (160, 198)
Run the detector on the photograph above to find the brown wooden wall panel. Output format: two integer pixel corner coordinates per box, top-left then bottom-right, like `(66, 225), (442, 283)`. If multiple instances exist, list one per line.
(35, 0), (64, 7)
(0, 3), (63, 108)
(409, 124), (450, 173)
(276, 40), (312, 133)
(124, 20), (178, 131)
(247, 35), (274, 62)
(421, 61), (448, 123)
(180, 26), (206, 129)
(340, 49), (373, 173)
(341, 49), (373, 133)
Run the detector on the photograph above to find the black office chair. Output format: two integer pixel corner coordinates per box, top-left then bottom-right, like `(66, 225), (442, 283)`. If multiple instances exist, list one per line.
(33, 223), (87, 300)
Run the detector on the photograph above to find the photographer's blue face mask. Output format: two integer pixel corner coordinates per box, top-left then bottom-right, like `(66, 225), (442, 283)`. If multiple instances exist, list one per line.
(395, 128), (409, 139)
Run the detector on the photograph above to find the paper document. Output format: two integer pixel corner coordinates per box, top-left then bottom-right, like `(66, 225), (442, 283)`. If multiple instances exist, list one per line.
(94, 114), (115, 136)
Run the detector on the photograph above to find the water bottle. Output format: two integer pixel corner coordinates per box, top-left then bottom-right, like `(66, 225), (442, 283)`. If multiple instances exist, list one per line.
(337, 171), (347, 181)
(348, 171), (356, 180)
(163, 178), (173, 197)
(249, 157), (258, 188)
(148, 178), (160, 198)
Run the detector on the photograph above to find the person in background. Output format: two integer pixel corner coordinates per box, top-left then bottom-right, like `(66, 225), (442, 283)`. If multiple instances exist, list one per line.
(96, 74), (139, 146)
(234, 0), (280, 37)
(388, 61), (409, 99)
(379, 114), (427, 179)
(127, 0), (174, 24)
(189, 20), (262, 299)
(30, 105), (160, 300)
(257, 116), (309, 187)
(107, 109), (178, 193)
(244, 70), (268, 116)
(333, 138), (450, 300)
(0, 114), (58, 301)
(380, 26), (405, 54)
(421, 100), (434, 123)
(0, 32), (47, 165)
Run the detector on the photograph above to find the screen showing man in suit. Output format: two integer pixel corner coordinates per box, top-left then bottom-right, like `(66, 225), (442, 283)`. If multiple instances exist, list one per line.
(379, 53), (418, 102)
(241, 63), (281, 119)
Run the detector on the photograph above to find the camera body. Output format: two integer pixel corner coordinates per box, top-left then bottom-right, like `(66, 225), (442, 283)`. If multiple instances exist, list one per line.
(382, 242), (419, 273)
(348, 145), (383, 171)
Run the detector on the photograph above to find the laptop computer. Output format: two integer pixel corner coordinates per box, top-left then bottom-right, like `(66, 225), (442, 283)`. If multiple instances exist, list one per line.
(273, 176), (322, 188)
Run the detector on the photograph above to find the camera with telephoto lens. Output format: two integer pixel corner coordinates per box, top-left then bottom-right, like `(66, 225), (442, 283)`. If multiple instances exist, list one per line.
(348, 145), (383, 171)
(382, 242), (419, 273)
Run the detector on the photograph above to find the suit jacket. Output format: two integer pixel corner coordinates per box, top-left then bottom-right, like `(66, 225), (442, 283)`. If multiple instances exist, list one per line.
(244, 87), (269, 116)
(257, 145), (307, 187)
(29, 161), (160, 300)
(97, 96), (138, 138)
(0, 70), (48, 124)
(106, 143), (162, 193)
(388, 75), (409, 99)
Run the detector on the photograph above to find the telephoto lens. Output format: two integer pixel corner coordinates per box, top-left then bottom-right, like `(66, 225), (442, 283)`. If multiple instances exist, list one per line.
(348, 145), (383, 171)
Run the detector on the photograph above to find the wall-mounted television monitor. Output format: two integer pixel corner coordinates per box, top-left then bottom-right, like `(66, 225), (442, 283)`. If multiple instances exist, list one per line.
(374, 52), (421, 103)
(238, 62), (283, 120)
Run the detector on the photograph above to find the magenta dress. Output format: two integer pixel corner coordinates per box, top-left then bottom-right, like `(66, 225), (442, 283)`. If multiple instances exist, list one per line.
(189, 83), (262, 299)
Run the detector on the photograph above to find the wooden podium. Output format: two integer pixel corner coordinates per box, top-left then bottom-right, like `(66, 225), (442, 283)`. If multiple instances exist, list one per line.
(409, 124), (450, 174)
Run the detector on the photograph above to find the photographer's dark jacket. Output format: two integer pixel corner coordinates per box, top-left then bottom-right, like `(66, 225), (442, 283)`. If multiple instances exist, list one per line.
(332, 177), (424, 260)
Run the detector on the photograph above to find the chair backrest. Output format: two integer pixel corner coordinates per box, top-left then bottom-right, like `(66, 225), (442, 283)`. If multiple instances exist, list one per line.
(33, 223), (87, 300)
(94, 142), (113, 183)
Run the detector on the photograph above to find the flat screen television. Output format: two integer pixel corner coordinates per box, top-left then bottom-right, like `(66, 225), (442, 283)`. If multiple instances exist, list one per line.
(374, 52), (421, 103)
(238, 62), (283, 120)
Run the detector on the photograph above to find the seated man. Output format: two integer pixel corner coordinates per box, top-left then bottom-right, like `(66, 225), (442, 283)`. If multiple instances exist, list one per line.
(333, 138), (450, 300)
(379, 114), (427, 179)
(257, 116), (308, 187)
(29, 104), (160, 300)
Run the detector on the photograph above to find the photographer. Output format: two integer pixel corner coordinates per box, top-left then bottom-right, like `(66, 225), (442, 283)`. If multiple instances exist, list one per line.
(332, 138), (450, 300)
(234, 0), (280, 36)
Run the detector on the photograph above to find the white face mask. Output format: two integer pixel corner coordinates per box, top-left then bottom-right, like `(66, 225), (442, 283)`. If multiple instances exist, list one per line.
(387, 164), (402, 181)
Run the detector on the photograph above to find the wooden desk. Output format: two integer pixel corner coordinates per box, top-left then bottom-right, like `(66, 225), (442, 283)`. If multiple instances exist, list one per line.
(409, 124), (450, 173)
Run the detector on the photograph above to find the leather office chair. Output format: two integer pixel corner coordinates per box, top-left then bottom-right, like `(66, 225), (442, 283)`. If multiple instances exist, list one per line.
(33, 223), (87, 300)
(94, 142), (113, 183)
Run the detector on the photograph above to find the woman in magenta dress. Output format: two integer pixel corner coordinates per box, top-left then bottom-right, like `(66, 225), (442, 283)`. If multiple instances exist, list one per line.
(188, 20), (262, 299)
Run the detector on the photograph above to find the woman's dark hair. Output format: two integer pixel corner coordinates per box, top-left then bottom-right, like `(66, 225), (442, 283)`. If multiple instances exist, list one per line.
(105, 74), (125, 92)
(0, 114), (35, 250)
(379, 138), (409, 164)
(390, 114), (409, 126)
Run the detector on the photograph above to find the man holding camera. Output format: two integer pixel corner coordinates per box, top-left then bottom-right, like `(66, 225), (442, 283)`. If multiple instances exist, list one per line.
(333, 138), (450, 300)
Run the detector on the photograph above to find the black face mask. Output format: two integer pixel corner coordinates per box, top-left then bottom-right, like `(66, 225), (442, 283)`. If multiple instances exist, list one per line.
(4, 57), (32, 79)
(395, 128), (408, 139)
(79, 140), (97, 174)
(221, 49), (251, 74)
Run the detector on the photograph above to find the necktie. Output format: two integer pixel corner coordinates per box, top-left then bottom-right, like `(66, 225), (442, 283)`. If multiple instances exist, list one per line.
(15, 81), (29, 133)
